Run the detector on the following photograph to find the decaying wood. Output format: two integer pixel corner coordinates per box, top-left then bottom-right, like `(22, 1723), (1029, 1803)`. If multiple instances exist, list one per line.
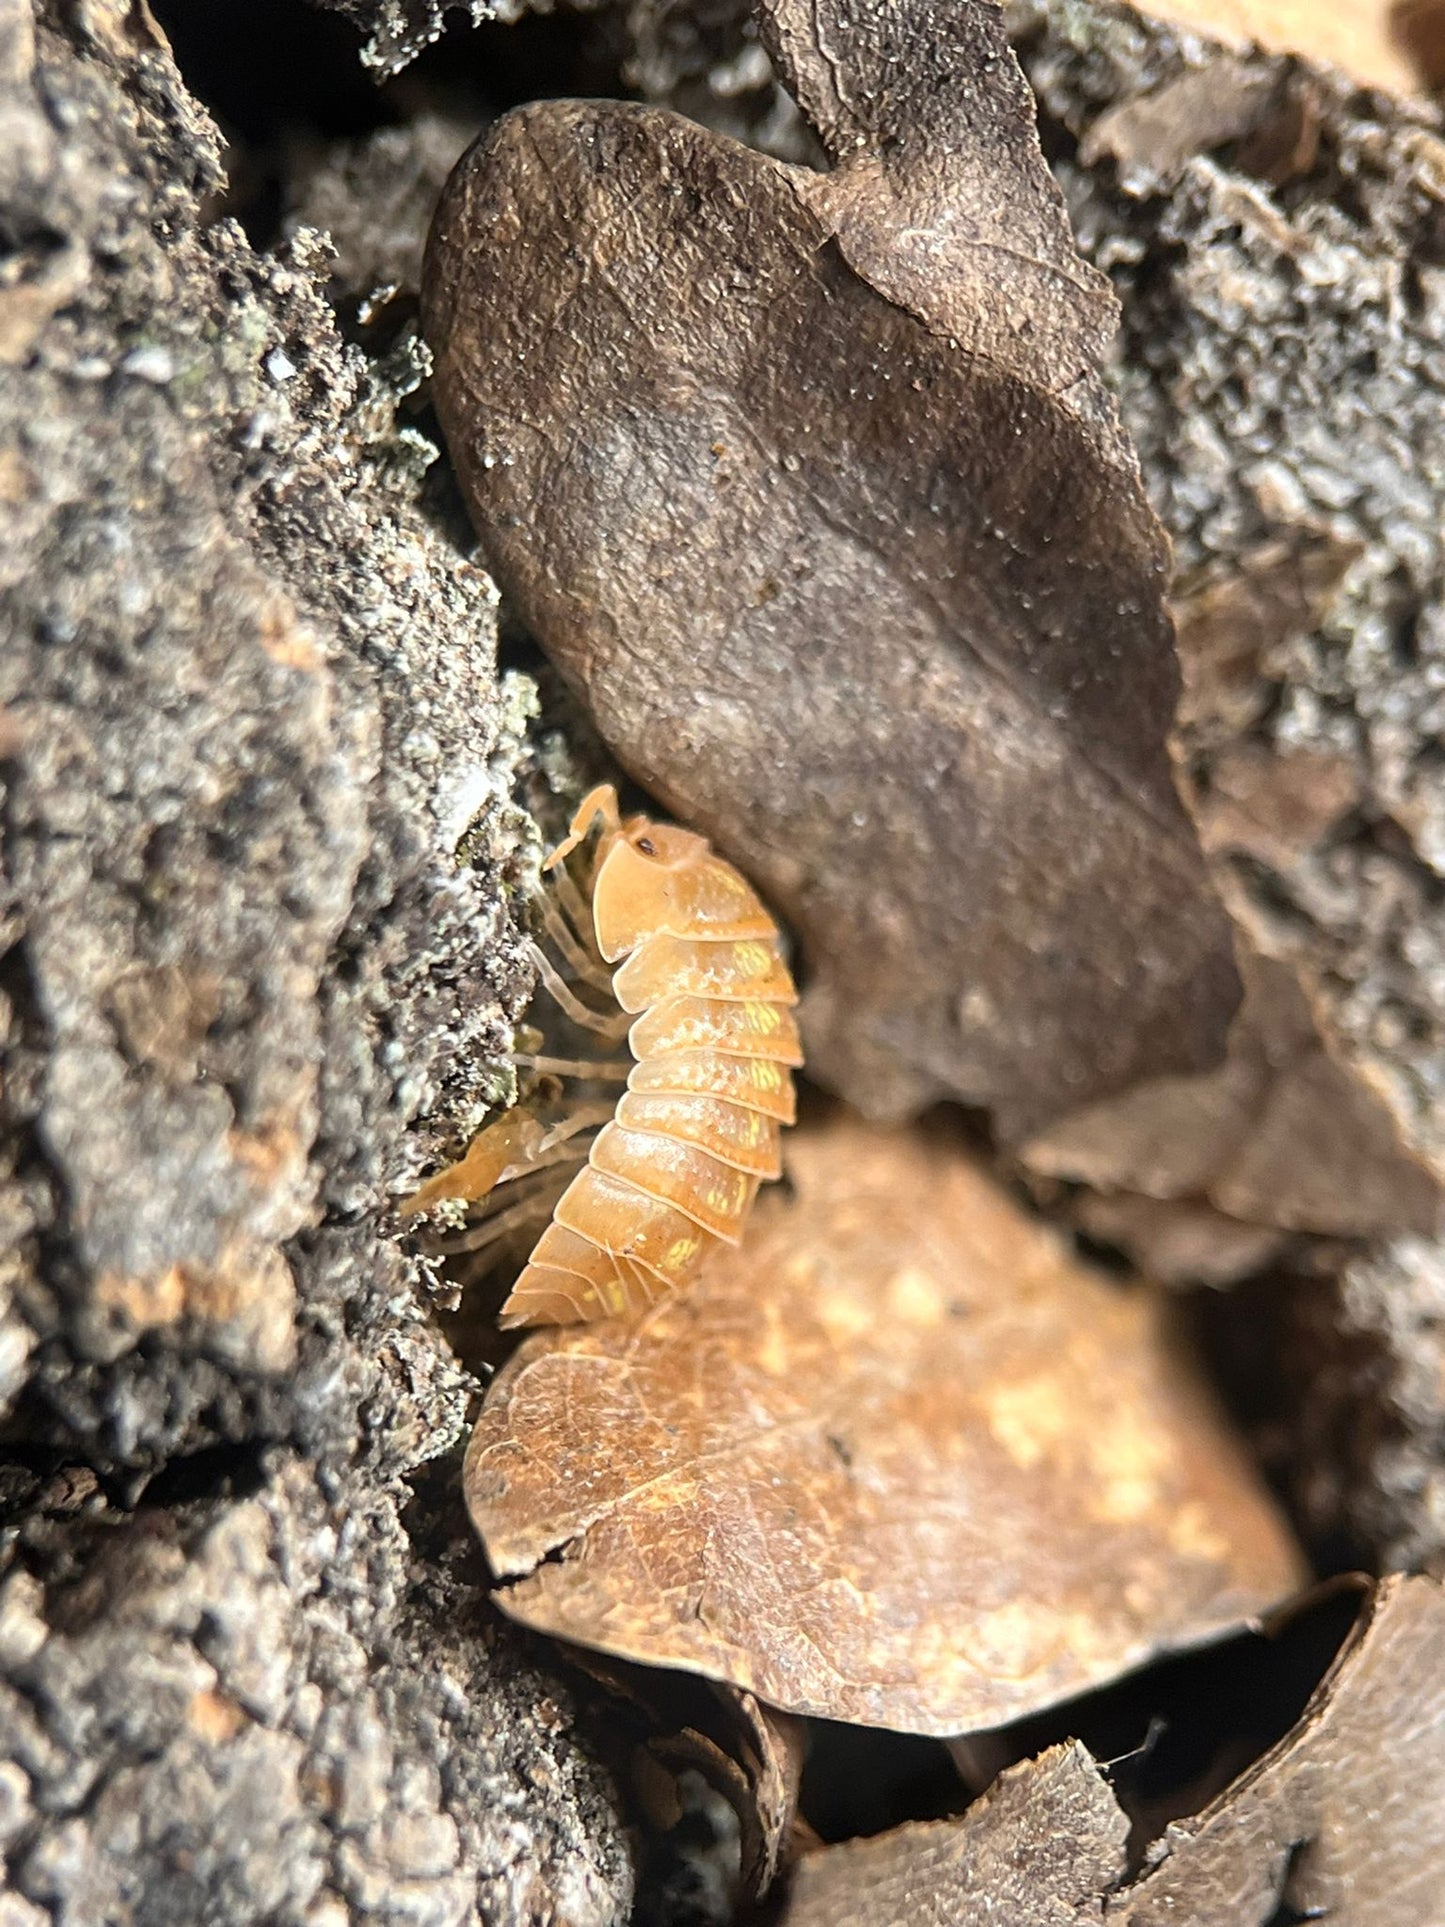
(779, 1577), (1445, 1926)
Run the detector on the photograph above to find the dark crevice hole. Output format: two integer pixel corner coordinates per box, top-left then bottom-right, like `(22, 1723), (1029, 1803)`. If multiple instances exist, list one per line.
(149, 0), (388, 146)
(148, 0), (629, 248)
(135, 1439), (267, 1509)
(959, 1580), (1365, 1872)
(799, 1721), (964, 1844)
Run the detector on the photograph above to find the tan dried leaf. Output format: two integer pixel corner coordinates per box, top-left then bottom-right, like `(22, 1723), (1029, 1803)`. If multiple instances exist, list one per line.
(1173, 534), (1363, 738)
(423, 0), (1240, 1139)
(1024, 955), (1442, 1244)
(1069, 1191), (1285, 1288)
(468, 1118), (1302, 1735)
(1138, 0), (1444, 95)
(1080, 57), (1292, 191)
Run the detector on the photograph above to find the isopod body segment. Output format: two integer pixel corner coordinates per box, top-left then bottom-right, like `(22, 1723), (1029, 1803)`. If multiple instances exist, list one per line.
(415, 785), (801, 1329)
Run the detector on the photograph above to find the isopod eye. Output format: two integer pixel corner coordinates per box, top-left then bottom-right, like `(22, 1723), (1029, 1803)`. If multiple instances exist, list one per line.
(634, 836), (658, 857)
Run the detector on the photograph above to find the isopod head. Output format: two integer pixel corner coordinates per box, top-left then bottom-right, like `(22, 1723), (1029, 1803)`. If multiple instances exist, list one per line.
(544, 783), (775, 962)
(593, 830), (777, 963)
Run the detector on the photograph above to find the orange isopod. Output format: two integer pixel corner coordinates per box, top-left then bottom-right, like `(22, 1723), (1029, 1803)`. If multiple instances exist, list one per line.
(402, 784), (801, 1327)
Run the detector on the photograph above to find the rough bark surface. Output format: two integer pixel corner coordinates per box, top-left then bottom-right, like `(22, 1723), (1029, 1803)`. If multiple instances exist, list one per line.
(0, 3), (632, 1921)
(1017, 0), (1445, 1187)
(1003, 0), (1445, 1571)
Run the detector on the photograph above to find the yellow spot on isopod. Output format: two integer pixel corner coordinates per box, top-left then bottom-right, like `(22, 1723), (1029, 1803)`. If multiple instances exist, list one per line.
(705, 1176), (747, 1213)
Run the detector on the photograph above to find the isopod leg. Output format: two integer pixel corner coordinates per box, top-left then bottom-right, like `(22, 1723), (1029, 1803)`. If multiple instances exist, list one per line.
(542, 783), (623, 873)
(511, 1052), (630, 1081)
(534, 890), (612, 989)
(539, 1103), (617, 1148)
(525, 940), (630, 1039)
(397, 1108), (548, 1217)
(434, 1186), (568, 1256)
(551, 862), (598, 949)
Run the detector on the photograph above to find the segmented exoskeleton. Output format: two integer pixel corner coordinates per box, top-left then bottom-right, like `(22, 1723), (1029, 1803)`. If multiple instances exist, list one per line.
(402, 785), (800, 1326)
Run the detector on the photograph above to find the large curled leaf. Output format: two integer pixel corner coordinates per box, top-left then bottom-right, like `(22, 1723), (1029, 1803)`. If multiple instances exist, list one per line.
(1024, 953), (1442, 1246)
(467, 1118), (1301, 1735)
(1022, 533), (1443, 1259)
(422, 0), (1240, 1138)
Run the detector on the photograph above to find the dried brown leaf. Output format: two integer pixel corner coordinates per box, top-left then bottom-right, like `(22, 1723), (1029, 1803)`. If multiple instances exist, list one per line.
(1174, 534), (1364, 739)
(649, 1687), (806, 1894)
(1080, 57), (1287, 191)
(550, 1646), (804, 1892)
(779, 1741), (1127, 1927)
(467, 1118), (1302, 1735)
(1023, 529), (1441, 1254)
(422, 0), (1240, 1138)
(730, 1689), (807, 1889)
(1070, 1191), (1286, 1288)
(760, 0), (1116, 371)
(1025, 954), (1441, 1242)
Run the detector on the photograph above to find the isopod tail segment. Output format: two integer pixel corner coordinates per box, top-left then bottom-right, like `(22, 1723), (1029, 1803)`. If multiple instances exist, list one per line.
(401, 783), (802, 1329)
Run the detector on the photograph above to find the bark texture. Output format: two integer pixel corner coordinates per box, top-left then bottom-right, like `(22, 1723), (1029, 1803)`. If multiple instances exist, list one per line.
(1007, 0), (1445, 1574)
(1, 3), (632, 1921)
